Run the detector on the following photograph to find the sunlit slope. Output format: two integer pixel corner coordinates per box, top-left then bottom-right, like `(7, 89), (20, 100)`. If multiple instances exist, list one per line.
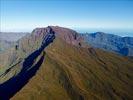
(12, 37), (133, 100)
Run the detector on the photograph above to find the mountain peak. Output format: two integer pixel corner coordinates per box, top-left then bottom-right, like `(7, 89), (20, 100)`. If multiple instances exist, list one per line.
(32, 26), (85, 47)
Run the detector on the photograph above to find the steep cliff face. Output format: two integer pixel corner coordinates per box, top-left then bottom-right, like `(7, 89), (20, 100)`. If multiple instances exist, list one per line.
(0, 27), (55, 99)
(82, 32), (133, 56)
(0, 27), (54, 77)
(50, 26), (86, 47)
(0, 26), (133, 100)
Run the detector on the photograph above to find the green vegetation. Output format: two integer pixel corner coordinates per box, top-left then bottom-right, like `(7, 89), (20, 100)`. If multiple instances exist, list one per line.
(12, 37), (133, 100)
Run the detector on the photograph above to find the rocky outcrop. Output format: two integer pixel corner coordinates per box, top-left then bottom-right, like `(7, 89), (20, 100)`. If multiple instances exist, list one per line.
(50, 26), (85, 46)
(0, 27), (55, 99)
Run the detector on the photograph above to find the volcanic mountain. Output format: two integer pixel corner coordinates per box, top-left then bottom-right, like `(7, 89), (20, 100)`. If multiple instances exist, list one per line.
(0, 26), (133, 100)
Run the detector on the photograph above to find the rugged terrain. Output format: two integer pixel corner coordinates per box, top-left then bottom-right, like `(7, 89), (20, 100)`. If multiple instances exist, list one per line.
(0, 26), (133, 100)
(0, 32), (29, 52)
(82, 32), (133, 56)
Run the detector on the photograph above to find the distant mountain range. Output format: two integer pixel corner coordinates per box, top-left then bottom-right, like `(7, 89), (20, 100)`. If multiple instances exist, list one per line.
(81, 32), (133, 56)
(1, 31), (133, 56)
(0, 26), (133, 100)
(0, 32), (29, 52)
(0, 32), (29, 42)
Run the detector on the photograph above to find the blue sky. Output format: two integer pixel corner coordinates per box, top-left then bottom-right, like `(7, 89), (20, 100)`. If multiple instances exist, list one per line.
(0, 0), (133, 36)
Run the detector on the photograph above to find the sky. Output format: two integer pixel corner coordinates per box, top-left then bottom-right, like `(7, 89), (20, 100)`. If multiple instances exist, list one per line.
(0, 0), (133, 36)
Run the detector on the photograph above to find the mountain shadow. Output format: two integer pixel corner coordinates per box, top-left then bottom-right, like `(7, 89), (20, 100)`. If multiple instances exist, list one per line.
(0, 27), (55, 100)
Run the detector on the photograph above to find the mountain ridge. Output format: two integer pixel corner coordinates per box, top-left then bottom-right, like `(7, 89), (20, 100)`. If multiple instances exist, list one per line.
(0, 26), (133, 100)
(82, 32), (133, 56)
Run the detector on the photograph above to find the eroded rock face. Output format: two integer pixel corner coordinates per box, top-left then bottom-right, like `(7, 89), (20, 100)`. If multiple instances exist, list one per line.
(0, 26), (55, 79)
(0, 26), (55, 99)
(1, 26), (55, 68)
(50, 26), (85, 46)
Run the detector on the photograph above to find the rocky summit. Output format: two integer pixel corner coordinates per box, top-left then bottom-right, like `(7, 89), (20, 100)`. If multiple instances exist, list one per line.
(0, 26), (133, 100)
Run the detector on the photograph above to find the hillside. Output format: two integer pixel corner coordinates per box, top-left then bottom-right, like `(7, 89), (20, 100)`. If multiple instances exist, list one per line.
(0, 26), (133, 100)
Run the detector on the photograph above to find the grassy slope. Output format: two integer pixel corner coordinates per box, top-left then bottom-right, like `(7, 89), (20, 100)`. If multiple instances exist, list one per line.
(12, 37), (133, 100)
